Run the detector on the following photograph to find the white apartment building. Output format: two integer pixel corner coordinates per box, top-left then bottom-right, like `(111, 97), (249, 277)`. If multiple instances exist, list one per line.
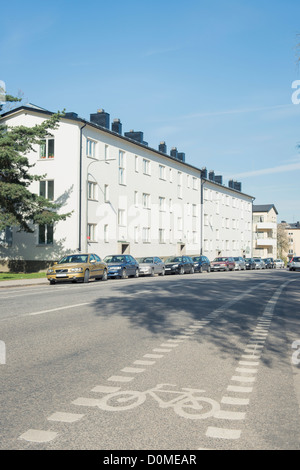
(252, 204), (278, 258)
(0, 105), (254, 270)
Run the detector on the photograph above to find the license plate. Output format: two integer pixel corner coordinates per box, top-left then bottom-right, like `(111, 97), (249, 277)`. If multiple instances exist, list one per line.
(56, 274), (67, 278)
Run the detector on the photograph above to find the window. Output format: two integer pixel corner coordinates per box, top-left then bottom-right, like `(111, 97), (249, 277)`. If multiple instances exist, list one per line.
(104, 224), (109, 242)
(0, 226), (12, 246)
(142, 227), (151, 243)
(38, 224), (53, 245)
(135, 155), (139, 172)
(86, 139), (96, 158)
(177, 172), (182, 198)
(87, 223), (96, 242)
(104, 144), (109, 161)
(159, 165), (166, 180)
(159, 228), (165, 243)
(192, 204), (197, 217)
(169, 168), (173, 182)
(40, 138), (54, 159)
(134, 226), (139, 243)
(159, 197), (166, 211)
(39, 180), (54, 201)
(88, 181), (97, 200)
(119, 151), (126, 185)
(118, 209), (126, 226)
(143, 158), (151, 175)
(142, 193), (150, 209)
(104, 184), (109, 202)
(134, 191), (138, 207)
(192, 177), (197, 190)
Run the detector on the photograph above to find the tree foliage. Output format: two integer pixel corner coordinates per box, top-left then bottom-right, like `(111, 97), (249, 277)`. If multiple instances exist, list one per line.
(0, 91), (71, 232)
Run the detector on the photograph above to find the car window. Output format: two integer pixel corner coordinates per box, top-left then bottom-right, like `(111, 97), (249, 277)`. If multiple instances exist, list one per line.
(94, 254), (101, 262)
(89, 254), (96, 262)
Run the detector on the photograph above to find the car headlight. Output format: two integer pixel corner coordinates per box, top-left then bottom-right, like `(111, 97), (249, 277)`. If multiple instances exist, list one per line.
(70, 267), (83, 273)
(47, 268), (54, 274)
(172, 264), (178, 268)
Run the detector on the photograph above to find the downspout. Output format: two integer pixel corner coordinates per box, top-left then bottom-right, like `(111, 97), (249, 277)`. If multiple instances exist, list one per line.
(200, 172), (204, 255)
(78, 123), (87, 252)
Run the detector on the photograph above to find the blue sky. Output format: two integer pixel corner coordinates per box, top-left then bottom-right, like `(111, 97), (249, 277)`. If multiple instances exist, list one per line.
(1, 0), (300, 222)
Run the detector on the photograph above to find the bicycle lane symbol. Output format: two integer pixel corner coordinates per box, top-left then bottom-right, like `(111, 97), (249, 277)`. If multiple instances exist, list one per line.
(96, 383), (220, 420)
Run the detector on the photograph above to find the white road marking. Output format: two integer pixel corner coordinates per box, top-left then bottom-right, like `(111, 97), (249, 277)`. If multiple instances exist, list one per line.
(227, 385), (253, 393)
(143, 354), (164, 358)
(91, 385), (121, 393)
(231, 375), (256, 383)
(107, 375), (134, 382)
(121, 367), (145, 373)
(214, 410), (246, 420)
(206, 427), (241, 440)
(47, 412), (84, 423)
(23, 302), (91, 316)
(19, 429), (58, 443)
(221, 396), (250, 406)
(133, 360), (156, 365)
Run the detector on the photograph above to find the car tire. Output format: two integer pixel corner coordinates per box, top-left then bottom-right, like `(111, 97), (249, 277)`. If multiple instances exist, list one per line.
(134, 268), (139, 278)
(207, 266), (211, 272)
(102, 269), (108, 281)
(190, 266), (194, 274)
(49, 280), (56, 285)
(179, 266), (184, 275)
(199, 266), (203, 273)
(84, 269), (90, 283)
(150, 268), (155, 277)
(159, 268), (165, 276)
(121, 268), (127, 279)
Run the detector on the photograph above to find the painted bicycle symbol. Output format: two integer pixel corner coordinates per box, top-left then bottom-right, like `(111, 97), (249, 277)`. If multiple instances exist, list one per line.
(97, 383), (220, 420)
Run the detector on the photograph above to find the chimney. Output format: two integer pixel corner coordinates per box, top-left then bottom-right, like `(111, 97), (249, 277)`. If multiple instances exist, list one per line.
(214, 175), (223, 184)
(159, 141), (167, 154)
(90, 109), (110, 129)
(112, 118), (122, 134)
(209, 170), (215, 181)
(177, 152), (185, 162)
(170, 147), (178, 159)
(124, 130), (148, 145)
(201, 167), (207, 179)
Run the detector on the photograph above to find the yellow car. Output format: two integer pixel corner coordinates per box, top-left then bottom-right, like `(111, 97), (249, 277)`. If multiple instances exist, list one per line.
(47, 253), (108, 284)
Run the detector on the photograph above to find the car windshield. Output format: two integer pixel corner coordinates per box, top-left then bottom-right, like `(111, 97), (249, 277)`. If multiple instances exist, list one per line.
(137, 257), (154, 263)
(254, 259), (261, 262)
(104, 255), (126, 263)
(233, 257), (241, 261)
(192, 257), (201, 261)
(213, 258), (228, 261)
(293, 257), (300, 262)
(58, 255), (88, 264)
(245, 258), (252, 262)
(165, 257), (182, 262)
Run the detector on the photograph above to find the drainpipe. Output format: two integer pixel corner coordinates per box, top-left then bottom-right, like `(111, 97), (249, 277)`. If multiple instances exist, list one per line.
(200, 172), (204, 255)
(78, 123), (86, 252)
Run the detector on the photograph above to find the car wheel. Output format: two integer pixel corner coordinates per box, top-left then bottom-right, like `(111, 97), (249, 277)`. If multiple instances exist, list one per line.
(49, 280), (56, 285)
(150, 268), (155, 277)
(159, 268), (165, 276)
(84, 269), (90, 283)
(199, 266), (203, 273)
(134, 268), (139, 278)
(190, 266), (194, 274)
(207, 266), (211, 272)
(121, 268), (127, 279)
(179, 266), (184, 275)
(102, 269), (108, 281)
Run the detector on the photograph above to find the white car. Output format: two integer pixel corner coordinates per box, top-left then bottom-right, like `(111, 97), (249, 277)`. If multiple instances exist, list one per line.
(289, 256), (300, 271)
(274, 259), (284, 269)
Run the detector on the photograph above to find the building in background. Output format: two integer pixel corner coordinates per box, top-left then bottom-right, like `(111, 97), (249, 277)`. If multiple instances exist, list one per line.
(282, 221), (300, 262)
(0, 104), (254, 271)
(252, 204), (278, 258)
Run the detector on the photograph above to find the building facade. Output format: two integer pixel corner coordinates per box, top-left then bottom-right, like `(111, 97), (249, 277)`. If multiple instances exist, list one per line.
(0, 105), (254, 270)
(282, 222), (300, 262)
(252, 204), (278, 258)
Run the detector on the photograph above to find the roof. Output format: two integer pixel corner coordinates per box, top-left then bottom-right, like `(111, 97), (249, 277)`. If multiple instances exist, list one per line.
(253, 204), (278, 214)
(0, 105), (255, 200)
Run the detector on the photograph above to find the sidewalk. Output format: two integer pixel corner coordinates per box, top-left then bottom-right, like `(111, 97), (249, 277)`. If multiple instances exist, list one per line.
(0, 277), (48, 288)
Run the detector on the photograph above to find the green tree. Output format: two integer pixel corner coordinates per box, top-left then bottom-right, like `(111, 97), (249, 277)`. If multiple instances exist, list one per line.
(0, 91), (71, 232)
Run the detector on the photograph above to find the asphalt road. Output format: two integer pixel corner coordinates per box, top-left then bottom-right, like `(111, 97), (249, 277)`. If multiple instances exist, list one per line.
(0, 269), (300, 451)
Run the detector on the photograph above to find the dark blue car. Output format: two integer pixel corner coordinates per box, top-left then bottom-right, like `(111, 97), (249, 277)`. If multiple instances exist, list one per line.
(191, 256), (211, 273)
(104, 254), (139, 279)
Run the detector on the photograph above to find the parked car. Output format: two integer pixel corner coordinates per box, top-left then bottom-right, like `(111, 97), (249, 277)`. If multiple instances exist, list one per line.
(253, 258), (265, 269)
(164, 256), (194, 275)
(274, 259), (285, 269)
(244, 258), (256, 270)
(136, 256), (165, 276)
(191, 256), (211, 273)
(104, 254), (139, 279)
(289, 256), (300, 271)
(263, 258), (275, 269)
(47, 253), (108, 284)
(210, 257), (235, 272)
(233, 257), (246, 270)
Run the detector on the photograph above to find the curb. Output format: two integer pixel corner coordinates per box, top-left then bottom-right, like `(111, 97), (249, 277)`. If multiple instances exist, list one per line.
(0, 278), (48, 288)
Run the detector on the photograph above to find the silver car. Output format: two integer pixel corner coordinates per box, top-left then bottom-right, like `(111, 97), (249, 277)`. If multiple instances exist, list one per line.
(136, 257), (165, 276)
(233, 257), (246, 270)
(253, 258), (265, 269)
(274, 259), (284, 269)
(289, 256), (300, 271)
